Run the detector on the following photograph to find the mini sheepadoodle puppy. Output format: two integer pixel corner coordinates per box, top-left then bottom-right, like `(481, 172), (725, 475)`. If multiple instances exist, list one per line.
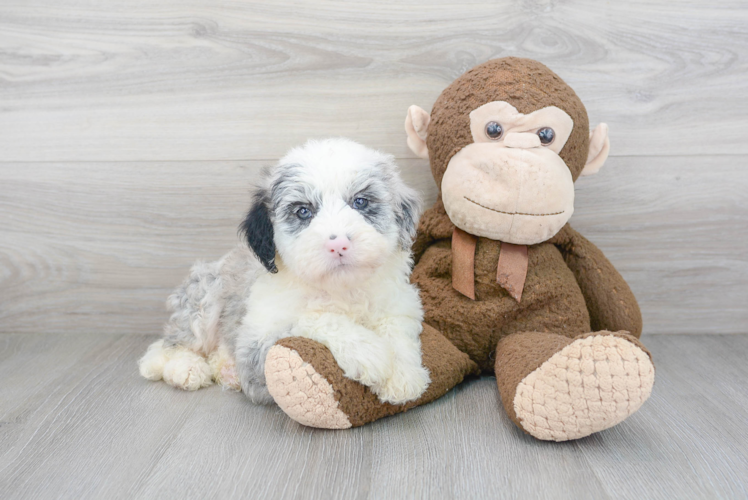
(139, 138), (430, 405)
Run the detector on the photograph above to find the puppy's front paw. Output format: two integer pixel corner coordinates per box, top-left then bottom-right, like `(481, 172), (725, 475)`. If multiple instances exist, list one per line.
(374, 364), (431, 405)
(342, 358), (390, 389)
(339, 343), (392, 389)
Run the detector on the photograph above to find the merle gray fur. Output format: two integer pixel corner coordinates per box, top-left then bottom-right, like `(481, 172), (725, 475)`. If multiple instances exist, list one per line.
(158, 147), (422, 405)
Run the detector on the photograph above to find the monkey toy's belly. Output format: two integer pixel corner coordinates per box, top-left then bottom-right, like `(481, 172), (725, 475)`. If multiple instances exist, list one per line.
(411, 238), (591, 372)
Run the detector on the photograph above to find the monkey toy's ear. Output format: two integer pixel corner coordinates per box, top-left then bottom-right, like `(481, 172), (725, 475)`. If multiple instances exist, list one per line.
(405, 105), (431, 160)
(239, 189), (278, 274)
(581, 123), (611, 176)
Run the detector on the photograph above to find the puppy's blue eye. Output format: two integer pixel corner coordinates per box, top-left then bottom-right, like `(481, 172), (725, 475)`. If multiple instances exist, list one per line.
(353, 198), (369, 210)
(296, 206), (313, 219)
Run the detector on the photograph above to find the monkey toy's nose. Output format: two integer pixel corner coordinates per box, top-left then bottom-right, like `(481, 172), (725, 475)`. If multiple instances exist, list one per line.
(504, 132), (541, 149)
(325, 235), (350, 256)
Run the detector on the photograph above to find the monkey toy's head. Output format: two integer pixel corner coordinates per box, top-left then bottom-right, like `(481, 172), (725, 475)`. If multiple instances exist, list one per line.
(405, 57), (610, 245)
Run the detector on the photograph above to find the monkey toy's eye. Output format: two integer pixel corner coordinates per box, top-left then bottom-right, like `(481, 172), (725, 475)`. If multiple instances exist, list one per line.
(352, 197), (369, 210)
(295, 206), (313, 220)
(485, 121), (504, 140)
(537, 127), (555, 145)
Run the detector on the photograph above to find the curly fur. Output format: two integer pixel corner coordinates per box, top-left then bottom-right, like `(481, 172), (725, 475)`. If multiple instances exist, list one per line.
(138, 138), (430, 405)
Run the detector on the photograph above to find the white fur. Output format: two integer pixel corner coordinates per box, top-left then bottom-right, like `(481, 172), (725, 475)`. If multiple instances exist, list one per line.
(140, 340), (213, 391)
(238, 242), (428, 404)
(139, 138), (429, 405)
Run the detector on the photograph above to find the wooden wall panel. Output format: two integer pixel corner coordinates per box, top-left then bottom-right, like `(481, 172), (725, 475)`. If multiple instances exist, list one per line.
(1, 156), (745, 335)
(0, 1), (747, 160)
(0, 0), (746, 335)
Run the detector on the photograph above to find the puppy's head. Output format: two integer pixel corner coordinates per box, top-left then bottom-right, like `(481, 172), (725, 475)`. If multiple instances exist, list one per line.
(240, 138), (421, 284)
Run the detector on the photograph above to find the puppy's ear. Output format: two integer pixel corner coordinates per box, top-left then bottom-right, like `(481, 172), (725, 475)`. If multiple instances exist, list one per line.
(393, 180), (422, 250)
(239, 189), (278, 274)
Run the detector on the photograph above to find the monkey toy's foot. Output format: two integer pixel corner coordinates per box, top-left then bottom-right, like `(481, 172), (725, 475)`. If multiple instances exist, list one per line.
(495, 331), (655, 442)
(264, 324), (478, 429)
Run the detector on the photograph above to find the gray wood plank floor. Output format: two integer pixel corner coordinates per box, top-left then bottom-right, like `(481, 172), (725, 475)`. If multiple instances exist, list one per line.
(1, 333), (746, 500)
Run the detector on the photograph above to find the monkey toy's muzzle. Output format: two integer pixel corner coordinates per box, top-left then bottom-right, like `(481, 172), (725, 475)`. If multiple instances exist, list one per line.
(440, 142), (575, 245)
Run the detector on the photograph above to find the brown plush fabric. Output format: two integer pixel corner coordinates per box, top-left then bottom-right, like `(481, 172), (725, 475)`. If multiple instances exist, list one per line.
(270, 57), (650, 436)
(412, 198), (454, 264)
(411, 199), (643, 371)
(275, 323), (478, 427)
(550, 225), (643, 337)
(412, 214), (592, 372)
(496, 331), (654, 441)
(494, 330), (651, 428)
(495, 331), (575, 428)
(426, 57), (590, 188)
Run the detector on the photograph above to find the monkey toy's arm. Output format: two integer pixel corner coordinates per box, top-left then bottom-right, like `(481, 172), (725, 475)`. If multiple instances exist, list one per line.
(412, 200), (455, 265)
(551, 224), (643, 337)
(412, 228), (434, 265)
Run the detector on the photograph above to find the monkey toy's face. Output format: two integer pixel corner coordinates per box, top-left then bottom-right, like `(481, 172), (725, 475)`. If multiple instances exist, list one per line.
(440, 101), (575, 244)
(404, 59), (610, 245)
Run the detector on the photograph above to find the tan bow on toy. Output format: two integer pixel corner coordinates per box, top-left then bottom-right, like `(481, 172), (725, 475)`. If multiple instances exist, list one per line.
(451, 227), (528, 302)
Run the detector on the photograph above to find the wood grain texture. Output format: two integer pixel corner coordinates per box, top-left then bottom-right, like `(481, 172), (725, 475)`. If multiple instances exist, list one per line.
(1, 155), (745, 335)
(1, 2), (745, 498)
(1, 0), (747, 161)
(1, 0), (746, 335)
(1, 333), (746, 499)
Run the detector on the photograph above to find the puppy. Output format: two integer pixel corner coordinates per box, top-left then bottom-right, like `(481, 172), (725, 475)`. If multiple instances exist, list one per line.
(139, 138), (430, 405)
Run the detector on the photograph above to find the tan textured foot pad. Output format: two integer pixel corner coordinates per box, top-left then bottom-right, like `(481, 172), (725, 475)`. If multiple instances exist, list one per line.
(265, 345), (352, 429)
(514, 335), (654, 441)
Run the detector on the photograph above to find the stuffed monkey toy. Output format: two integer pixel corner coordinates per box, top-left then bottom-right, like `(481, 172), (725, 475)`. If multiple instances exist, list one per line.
(263, 57), (654, 441)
